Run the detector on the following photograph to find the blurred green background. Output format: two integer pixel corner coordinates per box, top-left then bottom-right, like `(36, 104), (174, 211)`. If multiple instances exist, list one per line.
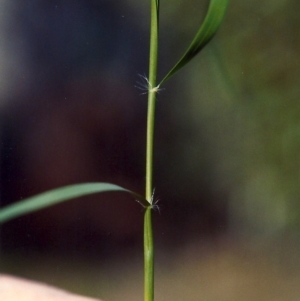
(1, 0), (300, 300)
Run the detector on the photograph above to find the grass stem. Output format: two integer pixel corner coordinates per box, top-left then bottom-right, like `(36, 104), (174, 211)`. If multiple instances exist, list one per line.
(144, 207), (154, 301)
(144, 1), (159, 301)
(145, 0), (159, 202)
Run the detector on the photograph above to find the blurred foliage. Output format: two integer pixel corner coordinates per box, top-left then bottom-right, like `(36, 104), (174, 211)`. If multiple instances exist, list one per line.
(1, 0), (300, 251)
(148, 0), (300, 238)
(1, 1), (300, 300)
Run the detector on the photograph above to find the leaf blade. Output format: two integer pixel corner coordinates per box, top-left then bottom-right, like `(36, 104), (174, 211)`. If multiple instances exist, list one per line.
(0, 182), (147, 224)
(159, 0), (230, 85)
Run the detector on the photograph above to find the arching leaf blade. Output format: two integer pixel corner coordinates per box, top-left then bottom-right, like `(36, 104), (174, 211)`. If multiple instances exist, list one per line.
(0, 182), (148, 224)
(159, 0), (230, 86)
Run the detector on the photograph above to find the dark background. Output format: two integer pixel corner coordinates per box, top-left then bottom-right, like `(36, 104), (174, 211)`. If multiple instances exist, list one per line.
(1, 1), (300, 300)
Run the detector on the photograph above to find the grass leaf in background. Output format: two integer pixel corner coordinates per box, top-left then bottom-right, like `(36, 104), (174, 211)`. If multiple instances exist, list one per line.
(0, 182), (147, 224)
(159, 0), (230, 85)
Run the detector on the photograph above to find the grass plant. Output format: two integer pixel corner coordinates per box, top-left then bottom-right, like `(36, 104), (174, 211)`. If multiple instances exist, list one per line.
(0, 1), (230, 300)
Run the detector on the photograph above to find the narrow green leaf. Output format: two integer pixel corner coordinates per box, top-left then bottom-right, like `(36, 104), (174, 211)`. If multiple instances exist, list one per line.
(159, 0), (230, 85)
(0, 182), (148, 224)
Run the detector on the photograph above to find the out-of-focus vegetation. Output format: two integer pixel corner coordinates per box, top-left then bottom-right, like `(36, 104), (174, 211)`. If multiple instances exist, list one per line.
(150, 0), (300, 240)
(0, 0), (299, 249)
(1, 0), (300, 300)
(216, 0), (299, 238)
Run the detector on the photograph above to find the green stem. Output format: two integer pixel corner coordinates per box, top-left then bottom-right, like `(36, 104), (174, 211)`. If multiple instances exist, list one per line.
(146, 0), (159, 202)
(144, 207), (154, 301)
(144, 1), (159, 301)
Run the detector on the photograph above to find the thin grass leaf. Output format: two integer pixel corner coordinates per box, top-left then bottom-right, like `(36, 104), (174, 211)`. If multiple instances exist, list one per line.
(0, 182), (148, 224)
(159, 0), (230, 85)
